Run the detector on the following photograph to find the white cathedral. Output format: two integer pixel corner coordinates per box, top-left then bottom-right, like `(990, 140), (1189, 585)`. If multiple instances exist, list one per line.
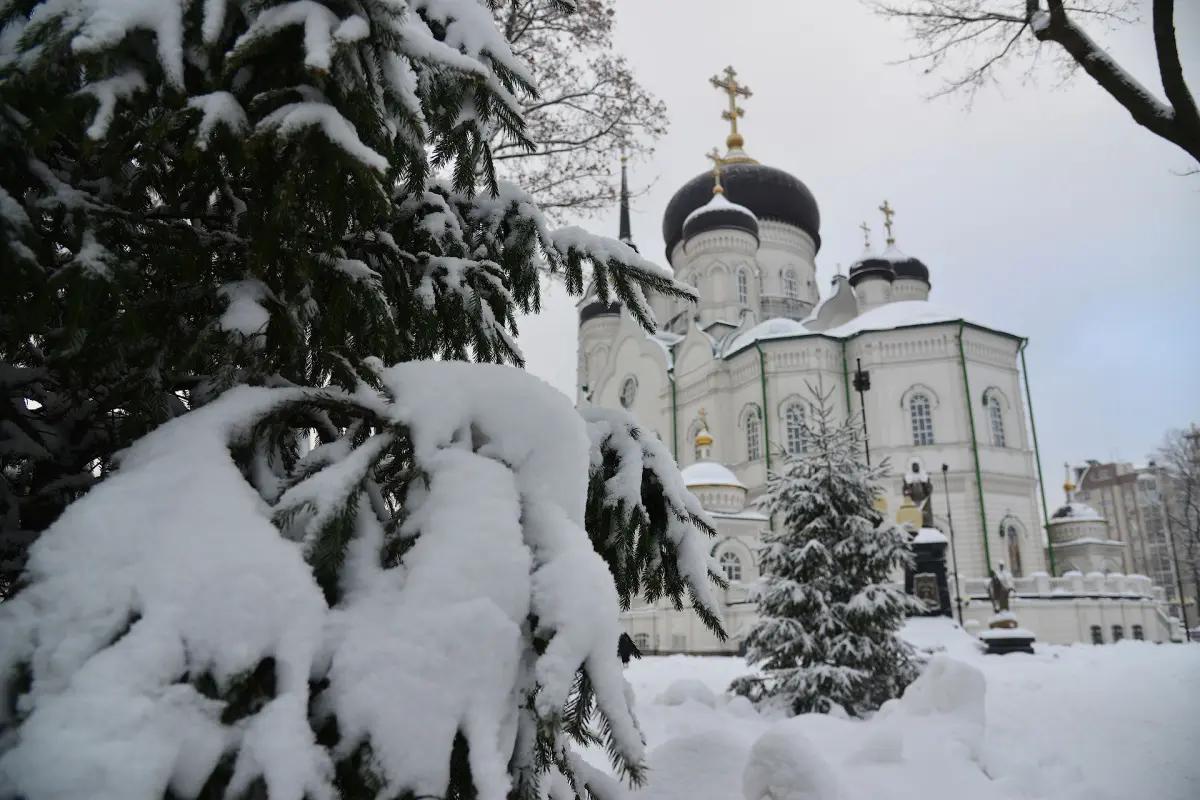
(577, 68), (1181, 650)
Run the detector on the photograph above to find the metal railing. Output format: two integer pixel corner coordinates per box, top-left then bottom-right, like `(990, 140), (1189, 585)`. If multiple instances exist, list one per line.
(758, 294), (809, 321)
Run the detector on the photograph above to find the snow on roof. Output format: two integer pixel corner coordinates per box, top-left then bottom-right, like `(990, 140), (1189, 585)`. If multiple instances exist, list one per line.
(725, 317), (810, 354)
(1056, 537), (1124, 548)
(724, 300), (1017, 357)
(821, 301), (965, 339)
(646, 330), (680, 369)
(878, 244), (912, 263)
(680, 461), (746, 489)
(710, 509), (769, 522)
(912, 527), (948, 545)
(1049, 502), (1104, 522)
(682, 192), (757, 227)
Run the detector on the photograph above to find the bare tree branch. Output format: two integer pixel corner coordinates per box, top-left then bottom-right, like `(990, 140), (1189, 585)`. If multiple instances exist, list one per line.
(872, 0), (1200, 165)
(1156, 427), (1200, 627)
(491, 0), (668, 223)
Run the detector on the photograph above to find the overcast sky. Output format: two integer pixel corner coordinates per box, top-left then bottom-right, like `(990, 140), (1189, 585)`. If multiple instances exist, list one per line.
(516, 0), (1200, 495)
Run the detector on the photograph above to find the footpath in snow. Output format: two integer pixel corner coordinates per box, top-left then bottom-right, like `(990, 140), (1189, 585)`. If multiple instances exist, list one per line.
(587, 618), (1200, 800)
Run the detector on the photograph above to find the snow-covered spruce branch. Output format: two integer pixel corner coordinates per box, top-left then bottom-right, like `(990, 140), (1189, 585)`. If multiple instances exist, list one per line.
(0, 361), (726, 799)
(873, 0), (1200, 164)
(581, 407), (727, 637)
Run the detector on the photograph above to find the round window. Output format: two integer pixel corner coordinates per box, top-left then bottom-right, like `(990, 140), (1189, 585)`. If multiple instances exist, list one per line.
(619, 376), (637, 409)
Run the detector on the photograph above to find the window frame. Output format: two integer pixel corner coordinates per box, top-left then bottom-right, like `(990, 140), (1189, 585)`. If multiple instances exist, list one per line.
(736, 267), (749, 304)
(988, 394), (1006, 448)
(719, 551), (743, 582)
(784, 403), (807, 455)
(744, 407), (763, 461)
(909, 392), (935, 446)
(782, 268), (799, 299)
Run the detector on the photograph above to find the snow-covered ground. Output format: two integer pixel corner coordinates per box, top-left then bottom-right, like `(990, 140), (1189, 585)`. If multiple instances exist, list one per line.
(588, 619), (1200, 800)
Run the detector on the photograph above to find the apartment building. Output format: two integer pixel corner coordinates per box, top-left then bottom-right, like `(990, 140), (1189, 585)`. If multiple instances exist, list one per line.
(1073, 460), (1195, 628)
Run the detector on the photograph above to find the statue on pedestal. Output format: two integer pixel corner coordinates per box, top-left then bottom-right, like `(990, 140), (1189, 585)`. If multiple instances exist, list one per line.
(987, 563), (1016, 614)
(902, 462), (935, 529)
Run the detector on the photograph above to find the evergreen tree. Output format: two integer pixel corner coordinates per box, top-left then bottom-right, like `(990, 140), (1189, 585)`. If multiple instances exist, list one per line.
(0, 0), (677, 593)
(0, 2), (725, 798)
(730, 388), (921, 718)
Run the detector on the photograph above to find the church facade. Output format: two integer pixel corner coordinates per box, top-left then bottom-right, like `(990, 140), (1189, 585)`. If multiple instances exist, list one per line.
(579, 68), (1180, 650)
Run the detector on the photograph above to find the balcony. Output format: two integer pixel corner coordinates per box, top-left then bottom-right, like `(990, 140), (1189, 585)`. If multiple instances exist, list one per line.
(758, 294), (809, 321)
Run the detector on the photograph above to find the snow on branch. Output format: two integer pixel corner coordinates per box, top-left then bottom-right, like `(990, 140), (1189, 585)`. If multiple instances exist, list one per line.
(0, 362), (664, 799)
(581, 406), (726, 638)
(549, 225), (692, 333)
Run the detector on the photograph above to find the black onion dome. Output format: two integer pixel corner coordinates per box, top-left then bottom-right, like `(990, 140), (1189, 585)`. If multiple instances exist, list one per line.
(847, 256), (896, 287)
(681, 195), (760, 244)
(662, 163), (821, 261)
(891, 255), (930, 283)
(579, 300), (620, 325)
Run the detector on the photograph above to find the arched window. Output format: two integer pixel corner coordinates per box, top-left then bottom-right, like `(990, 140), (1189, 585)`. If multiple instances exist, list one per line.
(719, 551), (743, 582)
(1111, 625), (1124, 642)
(736, 267), (749, 304)
(782, 269), (799, 299)
(909, 393), (934, 446)
(1090, 625), (1103, 645)
(988, 395), (1006, 448)
(784, 403), (807, 455)
(744, 407), (762, 461)
(1006, 526), (1023, 577)
(633, 632), (650, 650)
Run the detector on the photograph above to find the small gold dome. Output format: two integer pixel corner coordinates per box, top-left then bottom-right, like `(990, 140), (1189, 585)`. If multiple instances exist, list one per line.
(726, 132), (744, 149)
(695, 431), (714, 447)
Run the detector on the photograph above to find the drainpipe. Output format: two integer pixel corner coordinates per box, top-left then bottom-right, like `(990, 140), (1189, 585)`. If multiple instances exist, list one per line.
(669, 367), (679, 461)
(1019, 340), (1056, 576)
(840, 340), (852, 418)
(957, 323), (992, 571)
(754, 341), (772, 475)
(754, 340), (775, 532)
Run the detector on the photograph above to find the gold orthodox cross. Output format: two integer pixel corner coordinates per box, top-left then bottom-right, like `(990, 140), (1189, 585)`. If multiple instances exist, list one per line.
(709, 66), (752, 138)
(705, 147), (725, 193)
(879, 200), (896, 244)
(860, 221), (872, 250)
(698, 407), (709, 431)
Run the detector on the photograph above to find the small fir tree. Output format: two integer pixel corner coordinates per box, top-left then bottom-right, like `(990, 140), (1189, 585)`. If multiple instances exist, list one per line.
(730, 387), (922, 718)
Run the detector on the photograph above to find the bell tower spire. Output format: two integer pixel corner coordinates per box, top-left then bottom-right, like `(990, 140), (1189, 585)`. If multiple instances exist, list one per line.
(618, 155), (637, 252)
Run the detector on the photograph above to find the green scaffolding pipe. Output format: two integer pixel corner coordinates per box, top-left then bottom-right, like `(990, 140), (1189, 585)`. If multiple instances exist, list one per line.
(670, 369), (679, 461)
(1020, 342), (1056, 575)
(957, 322), (992, 572)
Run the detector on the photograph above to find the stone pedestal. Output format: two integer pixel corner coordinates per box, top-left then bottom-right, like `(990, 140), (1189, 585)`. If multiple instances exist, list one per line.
(978, 611), (1036, 655)
(904, 528), (951, 618)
